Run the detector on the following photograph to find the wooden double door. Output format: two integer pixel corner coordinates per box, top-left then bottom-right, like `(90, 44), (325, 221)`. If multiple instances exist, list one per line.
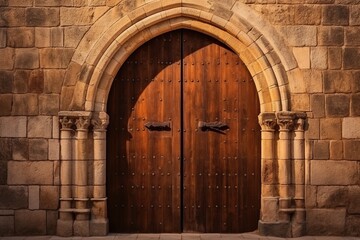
(107, 30), (260, 233)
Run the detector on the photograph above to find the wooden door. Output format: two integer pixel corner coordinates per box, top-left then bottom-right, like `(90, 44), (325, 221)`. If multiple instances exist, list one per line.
(107, 30), (260, 233)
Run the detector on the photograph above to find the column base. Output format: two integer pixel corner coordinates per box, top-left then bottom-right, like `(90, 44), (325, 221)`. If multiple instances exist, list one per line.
(258, 220), (291, 238)
(56, 219), (73, 237)
(90, 219), (109, 236)
(74, 219), (90, 236)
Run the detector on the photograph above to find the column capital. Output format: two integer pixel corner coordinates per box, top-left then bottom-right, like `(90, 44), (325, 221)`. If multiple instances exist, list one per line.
(276, 111), (296, 131)
(59, 116), (74, 130)
(294, 112), (307, 132)
(91, 112), (109, 131)
(258, 112), (277, 131)
(75, 116), (91, 131)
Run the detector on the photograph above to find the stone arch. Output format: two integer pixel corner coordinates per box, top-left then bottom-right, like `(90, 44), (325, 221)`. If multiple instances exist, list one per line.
(57, 1), (307, 238)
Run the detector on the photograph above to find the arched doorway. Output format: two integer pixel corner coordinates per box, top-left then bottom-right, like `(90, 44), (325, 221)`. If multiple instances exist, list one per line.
(106, 30), (261, 233)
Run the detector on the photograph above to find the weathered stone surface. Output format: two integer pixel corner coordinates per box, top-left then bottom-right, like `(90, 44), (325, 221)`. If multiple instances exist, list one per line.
(0, 138), (12, 160)
(318, 26), (344, 46)
(7, 27), (34, 47)
(344, 47), (360, 69)
(12, 94), (38, 115)
(29, 139), (48, 160)
(344, 140), (360, 160)
(324, 71), (352, 93)
(39, 48), (74, 68)
(0, 94), (13, 116)
(60, 6), (109, 26)
(14, 48), (39, 69)
(39, 94), (60, 115)
(48, 139), (59, 160)
(310, 94), (325, 118)
(0, 8), (26, 27)
(0, 48), (14, 70)
(0, 71), (13, 93)
(0, 161), (7, 185)
(345, 27), (360, 46)
(35, 27), (51, 47)
(304, 70), (322, 93)
(29, 185), (40, 210)
(47, 210), (58, 235)
(290, 94), (310, 111)
(313, 141), (329, 160)
(311, 160), (358, 185)
(51, 27), (64, 47)
(353, 71), (360, 93)
(0, 28), (5, 47)
(328, 47), (342, 70)
(40, 186), (59, 209)
(307, 209), (346, 235)
(311, 47), (328, 69)
(351, 94), (360, 116)
(280, 26), (317, 47)
(28, 116), (52, 138)
(0, 186), (28, 209)
(326, 94), (350, 117)
(294, 5), (321, 25)
(7, 161), (53, 184)
(317, 186), (348, 208)
(343, 117), (360, 139)
(305, 118), (319, 140)
(323, 5), (349, 26)
(64, 26), (89, 48)
(13, 70), (29, 93)
(0, 216), (14, 236)
(15, 210), (46, 235)
(28, 69), (44, 93)
(12, 138), (29, 160)
(0, 116), (27, 137)
(350, 5), (360, 25)
(320, 118), (341, 140)
(348, 186), (360, 214)
(346, 215), (360, 236)
(26, 8), (59, 27)
(292, 47), (310, 69)
(330, 140), (343, 160)
(44, 69), (65, 94)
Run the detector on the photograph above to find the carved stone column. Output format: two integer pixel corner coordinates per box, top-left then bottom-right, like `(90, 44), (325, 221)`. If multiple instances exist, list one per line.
(292, 113), (307, 237)
(73, 115), (91, 236)
(90, 112), (109, 236)
(57, 117), (74, 237)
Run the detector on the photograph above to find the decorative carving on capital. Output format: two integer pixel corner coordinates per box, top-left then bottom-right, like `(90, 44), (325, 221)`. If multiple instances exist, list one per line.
(276, 111), (296, 131)
(75, 116), (91, 131)
(59, 116), (74, 130)
(258, 112), (277, 131)
(91, 112), (109, 131)
(294, 112), (307, 131)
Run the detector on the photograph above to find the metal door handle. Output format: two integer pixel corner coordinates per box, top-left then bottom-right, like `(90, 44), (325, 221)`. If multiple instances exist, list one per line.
(198, 121), (229, 133)
(144, 121), (171, 131)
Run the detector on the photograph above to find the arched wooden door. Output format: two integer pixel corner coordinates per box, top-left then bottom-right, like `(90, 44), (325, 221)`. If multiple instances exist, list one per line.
(106, 30), (261, 233)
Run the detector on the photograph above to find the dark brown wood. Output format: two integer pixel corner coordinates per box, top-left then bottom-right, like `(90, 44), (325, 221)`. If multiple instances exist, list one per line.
(107, 29), (260, 233)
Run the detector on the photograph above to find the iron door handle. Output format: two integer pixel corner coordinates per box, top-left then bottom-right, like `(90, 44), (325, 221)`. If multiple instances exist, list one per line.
(144, 121), (171, 131)
(198, 121), (229, 133)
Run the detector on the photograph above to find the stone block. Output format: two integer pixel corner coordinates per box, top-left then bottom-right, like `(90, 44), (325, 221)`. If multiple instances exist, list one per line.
(328, 47), (342, 70)
(330, 140), (343, 160)
(29, 139), (48, 160)
(7, 27), (34, 47)
(49, 139), (59, 160)
(344, 47), (360, 69)
(350, 5), (360, 25)
(307, 209), (346, 235)
(26, 7), (59, 26)
(7, 161), (53, 185)
(13, 70), (29, 93)
(326, 94), (350, 117)
(60, 6), (108, 26)
(311, 47), (328, 69)
(39, 94), (59, 115)
(40, 48), (74, 69)
(74, 220), (90, 236)
(353, 71), (360, 93)
(0, 8), (26, 27)
(44, 69), (65, 94)
(12, 138), (29, 160)
(310, 94), (325, 118)
(305, 185), (316, 208)
(345, 27), (360, 46)
(15, 210), (46, 235)
(0, 116), (27, 137)
(346, 215), (360, 237)
(292, 47), (310, 69)
(0, 161), (6, 184)
(294, 5), (321, 25)
(0, 48), (14, 70)
(343, 117), (360, 138)
(64, 26), (89, 48)
(304, 70), (322, 93)
(323, 5), (349, 26)
(348, 186), (360, 214)
(317, 186), (348, 208)
(52, 116), (59, 139)
(324, 71), (352, 93)
(35, 27), (51, 47)
(280, 26), (317, 47)
(318, 26), (344, 46)
(12, 94), (38, 115)
(56, 219), (73, 237)
(29, 185), (40, 210)
(0, 186), (28, 209)
(0, 71), (13, 93)
(0, 138), (12, 160)
(0, 216), (14, 236)
(40, 186), (59, 210)
(305, 118), (319, 140)
(344, 140), (360, 160)
(90, 219), (108, 236)
(47, 210), (58, 235)
(0, 94), (13, 116)
(28, 69), (44, 93)
(51, 27), (63, 47)
(290, 94), (310, 111)
(28, 116), (52, 138)
(15, 48), (39, 69)
(313, 141), (329, 160)
(311, 160), (358, 185)
(320, 118), (341, 140)
(0, 28), (6, 48)
(351, 94), (360, 116)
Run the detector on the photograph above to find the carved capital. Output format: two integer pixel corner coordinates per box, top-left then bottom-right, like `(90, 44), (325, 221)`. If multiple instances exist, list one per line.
(276, 111), (296, 131)
(294, 112), (307, 132)
(75, 116), (91, 131)
(91, 112), (109, 131)
(59, 116), (74, 130)
(258, 112), (277, 131)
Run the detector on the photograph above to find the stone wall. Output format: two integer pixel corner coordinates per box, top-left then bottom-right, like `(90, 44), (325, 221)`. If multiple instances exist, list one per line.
(0, 0), (359, 237)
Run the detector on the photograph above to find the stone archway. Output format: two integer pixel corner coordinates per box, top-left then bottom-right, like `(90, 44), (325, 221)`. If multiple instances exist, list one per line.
(57, 1), (306, 238)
